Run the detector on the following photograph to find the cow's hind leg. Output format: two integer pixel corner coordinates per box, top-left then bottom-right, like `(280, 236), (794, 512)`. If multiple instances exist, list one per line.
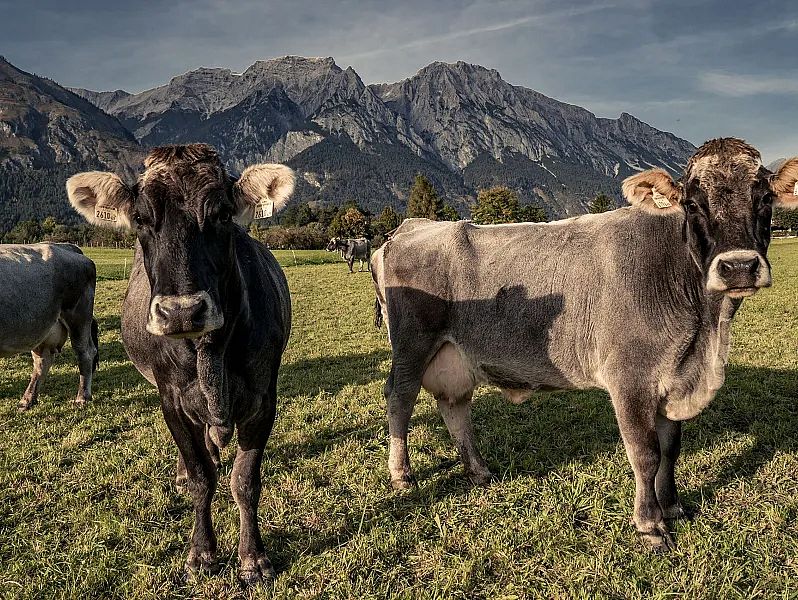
(19, 346), (57, 411)
(64, 290), (98, 405)
(162, 399), (220, 576)
(656, 414), (687, 520)
(232, 394), (277, 586)
(436, 396), (492, 486)
(612, 390), (674, 552)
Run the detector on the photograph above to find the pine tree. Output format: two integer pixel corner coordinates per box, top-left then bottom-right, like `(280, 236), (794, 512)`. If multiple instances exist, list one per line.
(588, 193), (614, 214)
(471, 186), (546, 224)
(407, 174), (443, 220)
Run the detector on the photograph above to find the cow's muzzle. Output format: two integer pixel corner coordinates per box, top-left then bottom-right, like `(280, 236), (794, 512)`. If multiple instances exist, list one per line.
(706, 250), (772, 298)
(147, 292), (224, 338)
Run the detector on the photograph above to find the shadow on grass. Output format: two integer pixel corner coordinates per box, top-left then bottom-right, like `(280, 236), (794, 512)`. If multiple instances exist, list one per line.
(263, 361), (798, 570)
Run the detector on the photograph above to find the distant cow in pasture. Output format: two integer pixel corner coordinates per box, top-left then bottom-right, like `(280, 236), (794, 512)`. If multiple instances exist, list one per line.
(326, 237), (371, 272)
(0, 243), (98, 411)
(372, 138), (798, 552)
(67, 144), (295, 585)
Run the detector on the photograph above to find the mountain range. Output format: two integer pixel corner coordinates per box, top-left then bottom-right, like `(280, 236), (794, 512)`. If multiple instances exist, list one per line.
(0, 54), (696, 229)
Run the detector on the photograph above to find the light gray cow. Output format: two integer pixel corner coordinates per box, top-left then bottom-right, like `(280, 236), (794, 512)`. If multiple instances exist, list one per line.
(326, 237), (371, 273)
(0, 243), (99, 410)
(372, 138), (798, 552)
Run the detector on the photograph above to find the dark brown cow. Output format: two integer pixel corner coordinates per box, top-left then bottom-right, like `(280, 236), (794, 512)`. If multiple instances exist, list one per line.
(67, 144), (294, 584)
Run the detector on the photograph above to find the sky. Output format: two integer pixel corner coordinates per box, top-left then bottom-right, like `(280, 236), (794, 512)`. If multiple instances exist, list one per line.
(2, 0), (796, 162)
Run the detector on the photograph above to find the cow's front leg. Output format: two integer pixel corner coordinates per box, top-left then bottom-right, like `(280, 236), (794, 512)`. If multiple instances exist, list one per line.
(19, 348), (55, 411)
(613, 393), (674, 552)
(232, 403), (277, 586)
(436, 396), (493, 486)
(385, 366), (421, 489)
(347, 258), (355, 274)
(162, 400), (220, 576)
(656, 414), (687, 520)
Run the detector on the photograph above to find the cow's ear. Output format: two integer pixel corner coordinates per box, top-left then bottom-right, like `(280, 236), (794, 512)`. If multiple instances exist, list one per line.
(66, 171), (135, 230)
(770, 157), (798, 208)
(622, 168), (683, 215)
(233, 163), (295, 225)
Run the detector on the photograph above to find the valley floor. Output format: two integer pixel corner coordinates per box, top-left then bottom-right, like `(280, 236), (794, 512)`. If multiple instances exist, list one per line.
(1, 243), (798, 599)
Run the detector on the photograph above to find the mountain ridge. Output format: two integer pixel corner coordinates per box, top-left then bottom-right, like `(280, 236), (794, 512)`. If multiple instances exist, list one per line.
(3, 54), (696, 227)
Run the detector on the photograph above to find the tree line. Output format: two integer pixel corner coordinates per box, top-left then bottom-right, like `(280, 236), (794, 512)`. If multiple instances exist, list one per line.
(5, 174), (796, 249)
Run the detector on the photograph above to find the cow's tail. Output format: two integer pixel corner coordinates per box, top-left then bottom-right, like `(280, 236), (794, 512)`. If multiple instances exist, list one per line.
(374, 296), (383, 329)
(91, 318), (100, 372)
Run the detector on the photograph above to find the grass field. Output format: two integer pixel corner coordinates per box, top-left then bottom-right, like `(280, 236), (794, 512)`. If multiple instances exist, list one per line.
(2, 241), (798, 599)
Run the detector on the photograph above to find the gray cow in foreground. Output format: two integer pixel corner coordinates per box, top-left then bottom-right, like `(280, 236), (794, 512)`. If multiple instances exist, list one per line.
(372, 138), (798, 552)
(0, 243), (98, 410)
(326, 237), (371, 272)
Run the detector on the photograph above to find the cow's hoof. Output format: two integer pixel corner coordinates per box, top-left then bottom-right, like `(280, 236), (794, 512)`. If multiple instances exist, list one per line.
(467, 470), (494, 487)
(184, 550), (219, 579)
(638, 524), (676, 553)
(238, 554), (276, 587)
(390, 475), (416, 490)
(73, 396), (90, 406)
(18, 398), (34, 412)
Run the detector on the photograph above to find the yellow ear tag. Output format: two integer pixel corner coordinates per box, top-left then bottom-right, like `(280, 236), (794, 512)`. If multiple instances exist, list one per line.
(95, 206), (118, 222)
(651, 188), (672, 209)
(253, 199), (274, 220)
(793, 181), (798, 196)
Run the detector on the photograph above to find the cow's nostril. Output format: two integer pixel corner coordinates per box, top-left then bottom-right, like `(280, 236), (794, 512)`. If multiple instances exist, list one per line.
(742, 257), (759, 274)
(718, 260), (733, 275)
(190, 298), (207, 323)
(155, 302), (170, 320)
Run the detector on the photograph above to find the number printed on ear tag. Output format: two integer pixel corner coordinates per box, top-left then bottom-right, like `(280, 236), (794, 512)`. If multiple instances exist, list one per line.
(95, 206), (118, 222)
(652, 188), (672, 209)
(253, 199), (274, 220)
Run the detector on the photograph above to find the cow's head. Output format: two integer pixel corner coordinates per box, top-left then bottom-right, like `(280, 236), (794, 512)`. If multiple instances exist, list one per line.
(623, 138), (798, 298)
(67, 144), (295, 338)
(326, 238), (342, 252)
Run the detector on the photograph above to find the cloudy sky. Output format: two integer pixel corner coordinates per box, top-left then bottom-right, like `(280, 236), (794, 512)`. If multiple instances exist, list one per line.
(2, 0), (796, 162)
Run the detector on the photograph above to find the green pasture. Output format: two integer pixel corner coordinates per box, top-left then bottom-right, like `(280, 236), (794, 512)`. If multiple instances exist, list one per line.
(1, 241), (797, 599)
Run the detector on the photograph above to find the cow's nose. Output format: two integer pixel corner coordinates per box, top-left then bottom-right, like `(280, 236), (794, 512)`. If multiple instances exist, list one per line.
(718, 257), (759, 276)
(148, 293), (219, 337)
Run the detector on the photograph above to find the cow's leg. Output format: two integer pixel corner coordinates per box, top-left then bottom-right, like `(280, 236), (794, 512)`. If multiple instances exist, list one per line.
(347, 257), (355, 273)
(162, 399), (220, 576)
(436, 396), (492, 486)
(204, 425), (222, 472)
(64, 294), (97, 405)
(655, 414), (686, 520)
(385, 364), (423, 489)
(612, 392), (674, 552)
(19, 347), (55, 411)
(232, 398), (277, 586)
(177, 426), (221, 493)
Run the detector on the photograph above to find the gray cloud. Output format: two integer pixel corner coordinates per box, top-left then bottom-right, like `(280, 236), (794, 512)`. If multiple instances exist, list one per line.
(1, 0), (796, 161)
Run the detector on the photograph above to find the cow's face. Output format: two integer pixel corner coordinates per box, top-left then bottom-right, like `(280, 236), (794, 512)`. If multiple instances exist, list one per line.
(623, 138), (798, 298)
(67, 144), (295, 338)
(326, 238), (340, 252)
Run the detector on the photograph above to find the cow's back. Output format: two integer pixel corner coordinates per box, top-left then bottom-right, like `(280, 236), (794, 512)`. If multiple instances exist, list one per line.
(0, 243), (96, 356)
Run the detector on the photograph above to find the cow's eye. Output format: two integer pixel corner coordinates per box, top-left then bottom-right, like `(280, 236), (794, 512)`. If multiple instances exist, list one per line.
(133, 213), (145, 227)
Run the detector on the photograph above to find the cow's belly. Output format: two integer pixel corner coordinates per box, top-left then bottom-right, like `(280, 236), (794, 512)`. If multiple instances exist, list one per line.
(421, 341), (580, 403)
(0, 308), (63, 356)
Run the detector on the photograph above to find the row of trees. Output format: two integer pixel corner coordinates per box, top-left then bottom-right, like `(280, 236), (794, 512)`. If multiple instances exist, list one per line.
(8, 173), (794, 249)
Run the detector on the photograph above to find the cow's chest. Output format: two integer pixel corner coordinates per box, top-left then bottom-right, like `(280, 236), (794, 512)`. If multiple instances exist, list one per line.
(658, 317), (732, 421)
